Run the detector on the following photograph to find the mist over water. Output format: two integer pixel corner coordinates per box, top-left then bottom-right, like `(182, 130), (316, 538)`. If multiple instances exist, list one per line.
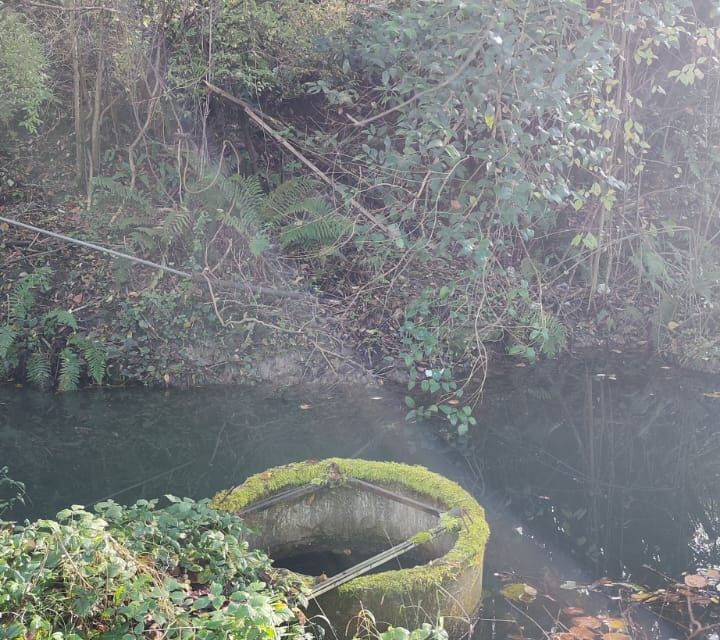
(2, 355), (719, 585)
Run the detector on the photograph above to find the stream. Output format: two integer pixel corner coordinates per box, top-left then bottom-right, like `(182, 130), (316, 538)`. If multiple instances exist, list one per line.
(1, 353), (719, 635)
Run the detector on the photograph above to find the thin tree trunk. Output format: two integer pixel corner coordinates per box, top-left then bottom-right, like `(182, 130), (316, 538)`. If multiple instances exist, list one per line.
(71, 3), (86, 186)
(87, 27), (106, 206)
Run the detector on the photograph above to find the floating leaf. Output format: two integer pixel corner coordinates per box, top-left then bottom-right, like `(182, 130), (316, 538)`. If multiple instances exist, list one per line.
(572, 616), (601, 629)
(568, 626), (596, 640)
(684, 574), (708, 588)
(604, 619), (626, 631)
(562, 607), (586, 616)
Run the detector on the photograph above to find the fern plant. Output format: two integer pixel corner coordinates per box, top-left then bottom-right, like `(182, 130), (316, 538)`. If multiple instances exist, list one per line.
(90, 175), (152, 216)
(0, 268), (108, 390)
(258, 177), (352, 254)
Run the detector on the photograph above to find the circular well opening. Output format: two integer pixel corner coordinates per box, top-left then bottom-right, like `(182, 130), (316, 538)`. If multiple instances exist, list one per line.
(243, 485), (456, 578)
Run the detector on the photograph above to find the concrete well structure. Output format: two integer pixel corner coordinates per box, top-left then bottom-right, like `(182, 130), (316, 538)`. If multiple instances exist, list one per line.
(212, 458), (489, 635)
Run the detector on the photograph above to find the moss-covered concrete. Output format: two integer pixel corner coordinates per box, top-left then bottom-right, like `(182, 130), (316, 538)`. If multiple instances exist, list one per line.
(212, 458), (490, 635)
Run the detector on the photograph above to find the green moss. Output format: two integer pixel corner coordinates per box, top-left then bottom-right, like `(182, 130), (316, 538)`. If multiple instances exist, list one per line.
(409, 531), (433, 545)
(212, 458), (489, 599)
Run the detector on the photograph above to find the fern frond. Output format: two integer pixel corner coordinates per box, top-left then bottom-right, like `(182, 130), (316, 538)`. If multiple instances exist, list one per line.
(260, 177), (319, 225)
(0, 326), (17, 361)
(71, 337), (107, 385)
(280, 213), (352, 250)
(160, 207), (193, 244)
(129, 228), (158, 252)
(91, 175), (151, 213)
(221, 175), (264, 233)
(9, 267), (52, 322)
(58, 348), (81, 392)
(27, 352), (51, 388)
(44, 308), (78, 331)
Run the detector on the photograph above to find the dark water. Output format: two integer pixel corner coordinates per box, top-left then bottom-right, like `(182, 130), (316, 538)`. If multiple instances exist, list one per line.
(1, 355), (719, 589)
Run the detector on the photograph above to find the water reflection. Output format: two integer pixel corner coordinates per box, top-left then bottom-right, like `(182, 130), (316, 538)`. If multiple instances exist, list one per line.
(1, 356), (719, 583)
(466, 357), (720, 579)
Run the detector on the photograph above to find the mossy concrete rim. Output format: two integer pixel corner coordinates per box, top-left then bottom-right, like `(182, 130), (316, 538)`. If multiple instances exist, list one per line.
(211, 458), (490, 597)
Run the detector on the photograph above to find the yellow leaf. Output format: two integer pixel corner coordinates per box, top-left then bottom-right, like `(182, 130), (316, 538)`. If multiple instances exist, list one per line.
(604, 619), (626, 631)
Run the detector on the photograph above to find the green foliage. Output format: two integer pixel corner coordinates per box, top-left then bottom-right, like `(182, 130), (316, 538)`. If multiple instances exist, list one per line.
(0, 6), (50, 133)
(258, 177), (352, 252)
(90, 175), (152, 215)
(0, 467), (25, 518)
(25, 352), (51, 388)
(168, 0), (349, 97)
(58, 348), (81, 392)
(0, 498), (307, 640)
(212, 174), (265, 234)
(0, 267), (108, 390)
(69, 336), (107, 385)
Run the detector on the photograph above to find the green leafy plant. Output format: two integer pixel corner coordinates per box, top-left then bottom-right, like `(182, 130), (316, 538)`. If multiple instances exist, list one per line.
(0, 467), (25, 519)
(0, 497), (308, 640)
(0, 267), (107, 390)
(0, 7), (50, 134)
(259, 176), (352, 253)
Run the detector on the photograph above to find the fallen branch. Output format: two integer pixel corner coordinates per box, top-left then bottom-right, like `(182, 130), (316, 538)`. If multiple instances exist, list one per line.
(203, 81), (399, 240)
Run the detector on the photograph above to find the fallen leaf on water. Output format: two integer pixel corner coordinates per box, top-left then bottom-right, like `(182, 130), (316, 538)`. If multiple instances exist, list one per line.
(568, 625), (596, 640)
(630, 592), (652, 601)
(562, 607), (586, 616)
(299, 404), (312, 410)
(602, 634), (631, 640)
(702, 391), (720, 399)
(685, 574), (707, 589)
(604, 619), (626, 631)
(684, 574), (708, 588)
(572, 616), (602, 629)
(667, 320), (680, 331)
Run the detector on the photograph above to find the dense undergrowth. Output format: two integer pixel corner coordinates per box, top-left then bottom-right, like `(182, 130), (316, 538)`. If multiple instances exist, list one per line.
(0, 486), (450, 640)
(2, 0), (720, 416)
